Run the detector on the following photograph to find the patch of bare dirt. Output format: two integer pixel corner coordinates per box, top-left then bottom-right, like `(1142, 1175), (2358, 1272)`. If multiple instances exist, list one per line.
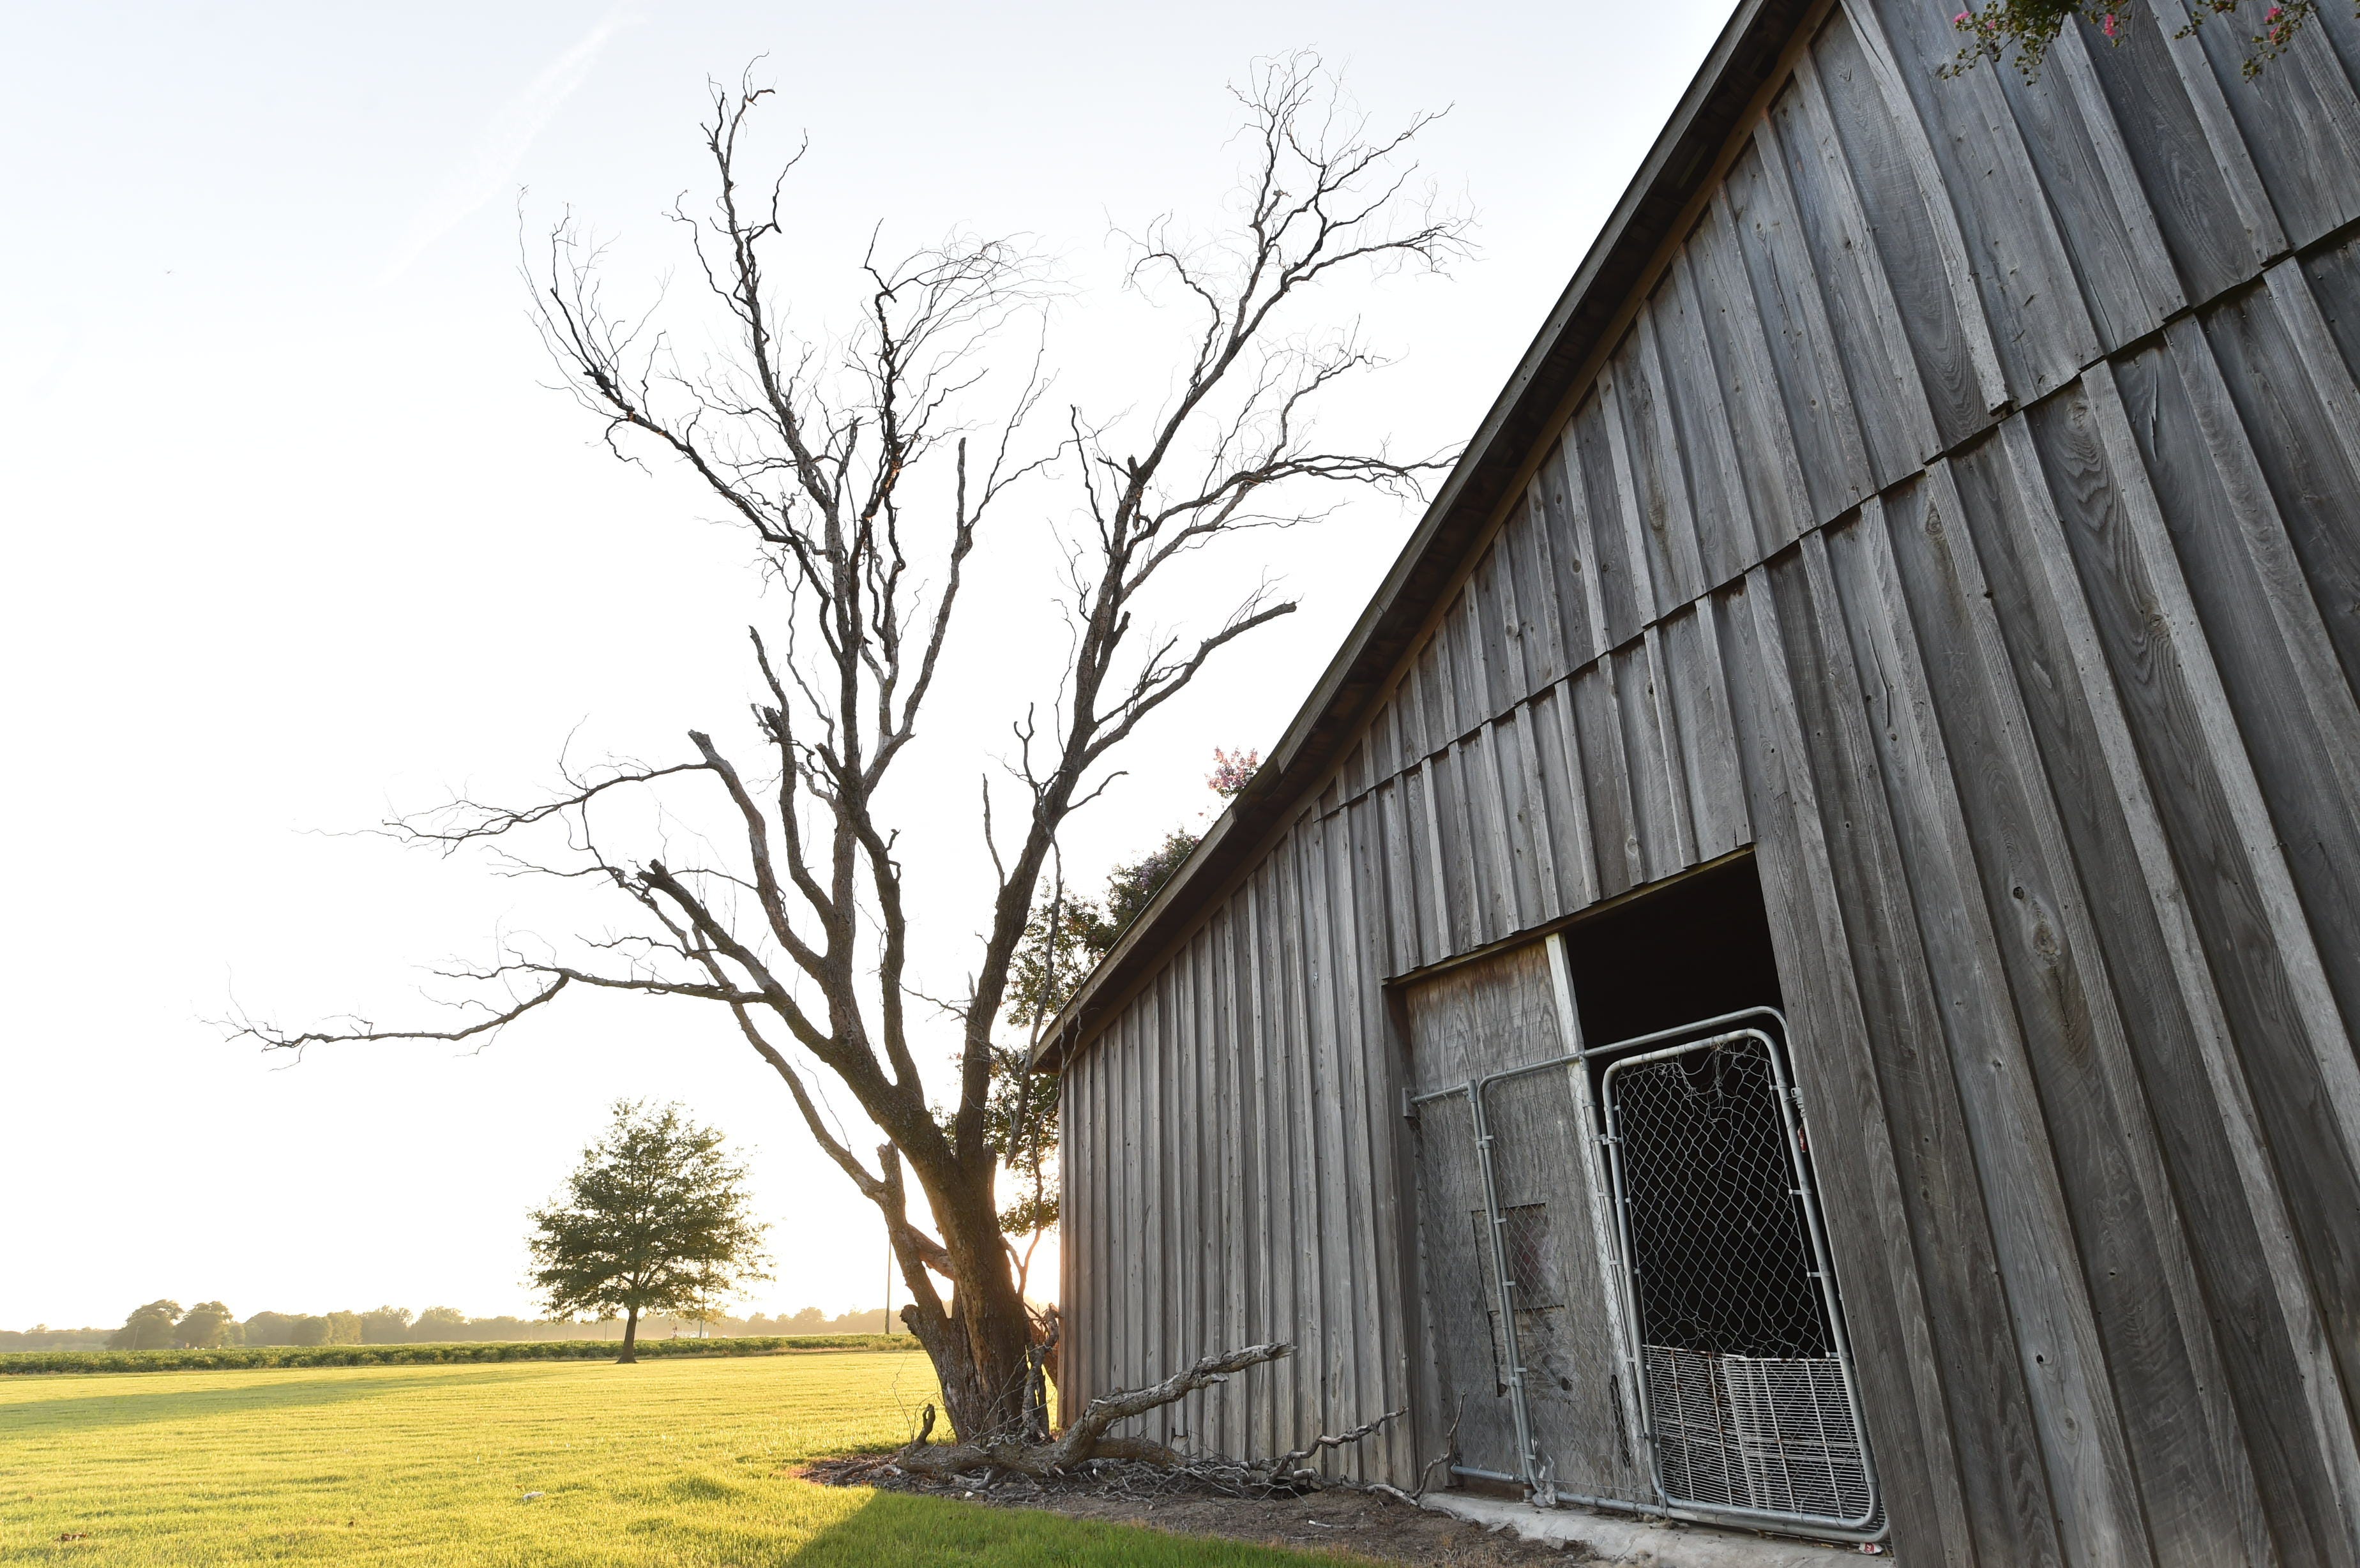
(801, 1454), (1596, 1564)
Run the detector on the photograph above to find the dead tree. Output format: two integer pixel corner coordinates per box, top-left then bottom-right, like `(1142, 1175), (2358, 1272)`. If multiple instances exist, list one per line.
(233, 56), (1465, 1451)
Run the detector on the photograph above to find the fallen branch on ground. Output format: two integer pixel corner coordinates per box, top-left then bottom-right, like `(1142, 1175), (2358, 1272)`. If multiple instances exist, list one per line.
(870, 1339), (1404, 1491)
(888, 1341), (1292, 1479)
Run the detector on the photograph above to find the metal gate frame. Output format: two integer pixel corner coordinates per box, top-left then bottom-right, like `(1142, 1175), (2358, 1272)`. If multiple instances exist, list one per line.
(1596, 1015), (1882, 1538)
(1406, 936), (1883, 1542)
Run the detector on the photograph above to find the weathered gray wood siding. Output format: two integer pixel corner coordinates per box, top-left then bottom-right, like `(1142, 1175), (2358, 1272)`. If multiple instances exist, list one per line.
(1061, 2), (2360, 1559)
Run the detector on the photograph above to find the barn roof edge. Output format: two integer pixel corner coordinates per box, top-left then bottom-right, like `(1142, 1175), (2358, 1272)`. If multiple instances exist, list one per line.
(1032, 0), (1815, 1073)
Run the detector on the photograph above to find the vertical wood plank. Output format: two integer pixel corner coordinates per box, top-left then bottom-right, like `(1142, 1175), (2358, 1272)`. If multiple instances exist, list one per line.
(2055, 25), (2188, 309)
(2163, 316), (2360, 810)
(1966, 29), (2151, 345)
(1512, 698), (1564, 921)
(1552, 426), (1616, 667)
(1227, 905), (1265, 1452)
(1598, 372), (1666, 626)
(1732, 116), (1877, 515)
(1324, 808), (1389, 1475)
(1276, 831), (1329, 1451)
(2176, 0), (2360, 250)
(2070, 4), (2253, 303)
(1878, 460), (2261, 1565)
(1626, 310), (1713, 613)
(1999, 408), (2360, 1564)
(2085, 359), (2360, 1361)
(1784, 47), (1946, 472)
(1832, 1), (2012, 411)
(1720, 571), (1996, 1568)
(1693, 193), (1820, 548)
(1850, 481), (2161, 1565)
(1651, 249), (1767, 586)
(1538, 680), (1603, 913)
(1571, 660), (1645, 898)
(1575, 391), (1646, 649)
(1472, 721), (1524, 940)
(1519, 478), (1574, 684)
(1414, 759), (1452, 968)
(1246, 871), (1285, 1456)
(1857, 0), (2104, 399)
(1539, 438), (1605, 670)
(2140, 0), (2288, 264)
(1660, 601), (1750, 862)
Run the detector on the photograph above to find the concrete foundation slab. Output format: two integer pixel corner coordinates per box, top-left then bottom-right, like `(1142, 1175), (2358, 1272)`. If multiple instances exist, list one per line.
(1419, 1493), (1887, 1565)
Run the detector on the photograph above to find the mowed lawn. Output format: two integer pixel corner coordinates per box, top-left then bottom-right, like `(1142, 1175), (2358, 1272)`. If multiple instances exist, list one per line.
(0, 1352), (1333, 1565)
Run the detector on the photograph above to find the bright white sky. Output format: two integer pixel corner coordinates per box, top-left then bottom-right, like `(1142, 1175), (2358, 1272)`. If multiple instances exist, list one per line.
(0, 1), (1732, 1330)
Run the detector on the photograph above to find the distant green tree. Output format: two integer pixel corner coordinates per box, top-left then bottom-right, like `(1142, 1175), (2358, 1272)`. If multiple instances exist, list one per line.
(361, 1306), (414, 1344)
(107, 1300), (181, 1351)
(785, 1306), (828, 1334)
(527, 1101), (771, 1364)
(241, 1311), (298, 1346)
(288, 1315), (330, 1347)
(411, 1306), (469, 1342)
(322, 1311), (363, 1346)
(174, 1302), (238, 1348)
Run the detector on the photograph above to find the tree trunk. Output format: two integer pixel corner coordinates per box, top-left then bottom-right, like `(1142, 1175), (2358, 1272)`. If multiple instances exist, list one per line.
(617, 1305), (640, 1365)
(903, 1180), (1040, 1443)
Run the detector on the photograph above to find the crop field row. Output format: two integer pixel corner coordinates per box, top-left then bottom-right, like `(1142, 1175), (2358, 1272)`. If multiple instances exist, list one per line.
(0, 1335), (920, 1377)
(0, 1350), (1337, 1565)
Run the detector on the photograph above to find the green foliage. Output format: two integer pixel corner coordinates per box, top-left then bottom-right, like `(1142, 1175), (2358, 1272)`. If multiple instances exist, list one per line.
(362, 1306), (414, 1344)
(174, 1302), (238, 1350)
(0, 1325), (109, 1352)
(743, 1306), (896, 1336)
(108, 1300), (182, 1352)
(289, 1315), (331, 1347)
(241, 1311), (298, 1346)
(411, 1305), (469, 1341)
(1946, 0), (2339, 81)
(527, 1102), (770, 1336)
(1007, 828), (1206, 1030)
(0, 1334), (920, 1376)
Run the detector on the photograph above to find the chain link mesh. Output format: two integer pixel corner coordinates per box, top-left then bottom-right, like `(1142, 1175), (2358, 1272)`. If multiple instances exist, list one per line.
(1605, 1034), (1874, 1526)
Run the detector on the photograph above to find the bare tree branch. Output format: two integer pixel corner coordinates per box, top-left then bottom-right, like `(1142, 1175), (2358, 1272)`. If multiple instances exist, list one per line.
(241, 56), (1466, 1447)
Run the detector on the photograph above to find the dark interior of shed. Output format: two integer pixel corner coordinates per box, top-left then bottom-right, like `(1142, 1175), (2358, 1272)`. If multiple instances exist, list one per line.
(1557, 854), (1832, 1369)
(1557, 853), (1783, 1049)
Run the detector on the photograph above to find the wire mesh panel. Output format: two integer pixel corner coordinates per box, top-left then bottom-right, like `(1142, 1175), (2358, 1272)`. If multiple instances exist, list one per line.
(1602, 1028), (1877, 1531)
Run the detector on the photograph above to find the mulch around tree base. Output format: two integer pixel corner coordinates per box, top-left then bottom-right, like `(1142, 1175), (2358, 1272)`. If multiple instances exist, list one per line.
(799, 1454), (1596, 1564)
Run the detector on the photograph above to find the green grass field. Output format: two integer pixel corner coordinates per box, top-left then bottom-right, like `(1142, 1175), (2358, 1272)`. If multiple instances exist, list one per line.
(0, 1352), (1336, 1565)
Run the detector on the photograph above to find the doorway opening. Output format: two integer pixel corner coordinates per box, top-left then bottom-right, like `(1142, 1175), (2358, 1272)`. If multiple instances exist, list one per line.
(1560, 856), (1880, 1534)
(1558, 856), (1783, 1044)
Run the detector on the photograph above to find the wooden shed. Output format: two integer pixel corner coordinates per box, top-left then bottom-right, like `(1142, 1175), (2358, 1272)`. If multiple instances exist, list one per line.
(1039, 0), (2360, 1558)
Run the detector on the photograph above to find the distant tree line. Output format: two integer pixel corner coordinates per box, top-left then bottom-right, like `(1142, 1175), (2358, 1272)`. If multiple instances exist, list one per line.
(3, 1300), (907, 1353)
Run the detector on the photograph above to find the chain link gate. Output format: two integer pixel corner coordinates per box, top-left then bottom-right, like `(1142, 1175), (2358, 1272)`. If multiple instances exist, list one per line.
(1409, 969), (1881, 1542)
(1598, 1018), (1880, 1535)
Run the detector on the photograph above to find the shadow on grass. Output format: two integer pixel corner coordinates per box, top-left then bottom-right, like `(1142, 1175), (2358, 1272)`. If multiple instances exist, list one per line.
(788, 1489), (1340, 1566)
(3, 1366), (549, 1433)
